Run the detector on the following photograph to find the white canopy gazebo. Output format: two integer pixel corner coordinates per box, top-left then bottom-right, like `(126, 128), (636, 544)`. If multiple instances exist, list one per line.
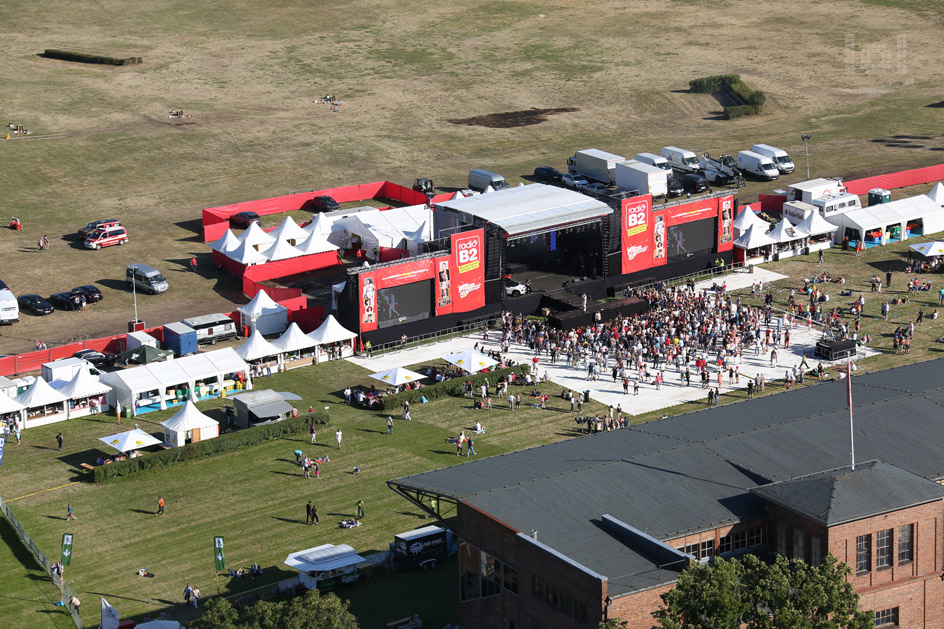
(308, 315), (357, 362)
(228, 239), (268, 266)
(732, 206), (768, 239)
(235, 328), (280, 363)
(210, 229), (241, 253)
(295, 233), (339, 256)
(793, 211), (837, 254)
(238, 221), (275, 250)
(443, 349), (498, 374)
(160, 401), (220, 447)
(733, 223), (776, 266)
(99, 428), (162, 453)
(15, 377), (68, 428)
(767, 218), (807, 259)
(271, 322), (319, 369)
(260, 238), (303, 262)
(304, 213), (333, 239)
(238, 290), (288, 336)
(927, 182), (944, 207)
(370, 367), (426, 387)
(269, 216), (310, 246)
(0, 394), (25, 427)
(51, 368), (112, 418)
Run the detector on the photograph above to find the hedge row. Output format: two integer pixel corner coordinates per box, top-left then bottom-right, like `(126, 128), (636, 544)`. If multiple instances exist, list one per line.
(92, 412), (328, 483)
(41, 49), (143, 66)
(689, 74), (766, 119)
(688, 74), (741, 94)
(377, 366), (523, 411)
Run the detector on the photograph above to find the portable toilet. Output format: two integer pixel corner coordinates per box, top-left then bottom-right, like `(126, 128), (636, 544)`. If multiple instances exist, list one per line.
(868, 188), (891, 206)
(163, 322), (198, 357)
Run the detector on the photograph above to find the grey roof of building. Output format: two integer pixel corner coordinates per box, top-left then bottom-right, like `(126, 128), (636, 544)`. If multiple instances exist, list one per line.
(391, 358), (944, 594)
(750, 461), (944, 526)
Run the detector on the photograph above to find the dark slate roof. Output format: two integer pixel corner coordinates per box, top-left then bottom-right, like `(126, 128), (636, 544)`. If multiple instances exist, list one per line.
(750, 461), (944, 526)
(390, 358), (944, 594)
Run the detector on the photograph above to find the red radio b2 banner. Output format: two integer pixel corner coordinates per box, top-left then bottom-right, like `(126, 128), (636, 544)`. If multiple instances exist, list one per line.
(621, 195), (653, 274)
(448, 229), (485, 313)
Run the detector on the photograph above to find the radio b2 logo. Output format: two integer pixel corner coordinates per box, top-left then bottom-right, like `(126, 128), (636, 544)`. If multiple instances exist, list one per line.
(455, 235), (481, 273)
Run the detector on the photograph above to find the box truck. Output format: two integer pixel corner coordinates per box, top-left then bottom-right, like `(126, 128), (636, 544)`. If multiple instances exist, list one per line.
(751, 144), (795, 174)
(567, 149), (627, 184)
(614, 161), (668, 197)
(660, 147), (700, 173)
(392, 525), (456, 570)
(0, 289), (19, 325)
(736, 151), (780, 181)
(785, 178), (846, 204)
(634, 152), (672, 171)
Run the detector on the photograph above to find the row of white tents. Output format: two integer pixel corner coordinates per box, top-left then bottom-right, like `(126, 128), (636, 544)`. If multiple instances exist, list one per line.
(1, 368), (113, 429)
(733, 206), (838, 262)
(212, 215), (340, 266)
(235, 314), (357, 367)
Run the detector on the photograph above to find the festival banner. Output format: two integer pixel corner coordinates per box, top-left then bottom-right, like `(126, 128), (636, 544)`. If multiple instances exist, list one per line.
(666, 198), (718, 226)
(359, 259), (437, 332)
(718, 195), (735, 251)
(620, 195), (653, 274)
(434, 254), (453, 316)
(359, 271), (377, 332)
(449, 229), (485, 313)
(214, 536), (226, 572)
(60, 533), (74, 567)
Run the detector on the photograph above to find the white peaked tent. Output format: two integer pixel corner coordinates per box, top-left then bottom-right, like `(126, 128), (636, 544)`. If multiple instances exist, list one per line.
(99, 428), (161, 453)
(733, 206), (767, 237)
(370, 367), (425, 387)
(238, 221), (275, 250)
(734, 223), (776, 250)
(361, 260), (370, 267)
(309, 315), (357, 345)
(927, 182), (944, 207)
(794, 210), (839, 237)
(235, 328), (280, 362)
(271, 322), (318, 355)
(238, 290), (288, 336)
(452, 191), (465, 200)
(52, 369), (111, 418)
(767, 218), (802, 243)
(0, 394), (25, 425)
(160, 401), (219, 447)
(483, 185), (495, 194)
(210, 229), (241, 253)
(295, 233), (338, 256)
(443, 349), (498, 373)
(269, 215), (309, 245)
(15, 377), (68, 426)
(228, 239), (268, 266)
(304, 213), (334, 239)
(260, 238), (303, 262)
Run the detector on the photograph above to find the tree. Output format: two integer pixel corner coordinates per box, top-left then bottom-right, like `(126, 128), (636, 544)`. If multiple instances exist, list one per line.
(190, 597), (239, 629)
(193, 589), (357, 629)
(653, 554), (874, 629)
(599, 618), (628, 629)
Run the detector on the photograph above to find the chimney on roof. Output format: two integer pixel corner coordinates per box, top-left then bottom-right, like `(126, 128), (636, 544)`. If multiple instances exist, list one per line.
(530, 530), (538, 541)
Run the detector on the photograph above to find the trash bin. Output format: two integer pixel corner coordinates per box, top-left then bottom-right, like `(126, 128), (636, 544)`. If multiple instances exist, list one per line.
(124, 408), (132, 419)
(749, 264), (754, 274)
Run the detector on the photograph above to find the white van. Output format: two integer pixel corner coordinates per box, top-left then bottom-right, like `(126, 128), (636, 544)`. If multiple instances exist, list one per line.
(660, 147), (700, 173)
(468, 169), (509, 193)
(635, 153), (672, 172)
(183, 313), (238, 344)
(0, 289), (18, 325)
(126, 264), (169, 294)
(751, 144), (795, 174)
(736, 151), (780, 181)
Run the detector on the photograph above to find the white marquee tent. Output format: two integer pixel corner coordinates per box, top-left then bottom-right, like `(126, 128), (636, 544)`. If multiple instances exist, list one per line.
(160, 401), (220, 447)
(228, 239), (268, 266)
(308, 315), (357, 361)
(0, 394), (25, 425)
(260, 238), (303, 262)
(825, 194), (944, 244)
(268, 216), (309, 246)
(327, 205), (431, 260)
(927, 182), (944, 207)
(793, 210), (839, 237)
(51, 368), (112, 418)
(238, 221), (275, 250)
(15, 377), (68, 427)
(732, 206), (768, 238)
(238, 290), (288, 336)
(210, 229), (241, 253)
(271, 322), (318, 355)
(304, 213), (333, 239)
(235, 328), (280, 363)
(295, 233), (338, 256)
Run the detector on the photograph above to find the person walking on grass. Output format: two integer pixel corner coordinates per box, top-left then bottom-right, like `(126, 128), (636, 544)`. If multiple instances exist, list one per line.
(310, 423), (317, 444)
(66, 503), (76, 520)
(184, 584), (192, 604)
(56, 432), (63, 451)
(191, 586), (200, 609)
(335, 428), (343, 449)
(311, 501), (319, 524)
(386, 415), (394, 434)
(157, 496), (165, 516)
(355, 499), (365, 519)
(306, 500), (313, 525)
(466, 437), (476, 457)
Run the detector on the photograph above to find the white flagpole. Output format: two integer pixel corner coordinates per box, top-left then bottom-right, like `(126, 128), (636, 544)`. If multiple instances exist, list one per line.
(847, 357), (855, 470)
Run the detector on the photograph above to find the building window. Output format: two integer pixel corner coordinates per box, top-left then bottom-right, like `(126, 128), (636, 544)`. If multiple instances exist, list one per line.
(533, 575), (545, 599)
(898, 524), (914, 564)
(749, 527), (763, 547)
(683, 543), (699, 558)
(874, 607), (899, 626)
(503, 564), (518, 595)
(811, 537), (822, 566)
(856, 534), (871, 574)
(460, 541), (482, 601)
(776, 522), (788, 556)
(481, 551), (502, 598)
(718, 534), (732, 554)
(733, 531), (748, 551)
(876, 529), (893, 569)
(700, 539), (715, 559)
(793, 529), (806, 562)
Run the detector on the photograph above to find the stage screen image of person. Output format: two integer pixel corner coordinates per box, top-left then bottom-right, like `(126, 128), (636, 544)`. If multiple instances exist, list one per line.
(667, 219), (716, 262)
(378, 280), (433, 327)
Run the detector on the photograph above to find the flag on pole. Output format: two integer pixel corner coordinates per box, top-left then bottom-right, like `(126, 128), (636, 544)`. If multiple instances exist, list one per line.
(101, 597), (120, 629)
(60, 534), (73, 567)
(0, 435), (5, 467)
(214, 536), (225, 571)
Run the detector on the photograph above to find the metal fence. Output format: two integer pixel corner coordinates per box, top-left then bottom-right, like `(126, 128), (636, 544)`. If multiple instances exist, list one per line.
(224, 577), (299, 608)
(0, 493), (84, 628)
(367, 314), (503, 357)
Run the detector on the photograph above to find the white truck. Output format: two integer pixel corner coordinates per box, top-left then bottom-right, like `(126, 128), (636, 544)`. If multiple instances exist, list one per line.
(697, 152), (743, 186)
(567, 149), (626, 185)
(751, 144), (795, 174)
(0, 289), (18, 325)
(634, 152), (672, 172)
(614, 161), (668, 197)
(660, 147), (700, 173)
(785, 178), (847, 204)
(736, 150), (780, 181)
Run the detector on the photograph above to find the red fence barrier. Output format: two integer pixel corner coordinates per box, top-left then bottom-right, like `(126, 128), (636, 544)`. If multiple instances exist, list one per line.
(844, 162), (944, 195)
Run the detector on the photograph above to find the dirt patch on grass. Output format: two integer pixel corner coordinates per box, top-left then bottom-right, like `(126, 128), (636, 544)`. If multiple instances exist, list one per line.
(448, 107), (579, 128)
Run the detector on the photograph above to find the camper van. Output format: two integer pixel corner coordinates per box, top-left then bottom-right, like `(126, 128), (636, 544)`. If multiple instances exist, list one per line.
(126, 264), (169, 295)
(634, 152), (672, 171)
(660, 147), (700, 173)
(0, 289), (19, 325)
(736, 151), (780, 181)
(468, 169), (509, 192)
(750, 144), (795, 174)
(183, 313), (238, 344)
(811, 192), (862, 218)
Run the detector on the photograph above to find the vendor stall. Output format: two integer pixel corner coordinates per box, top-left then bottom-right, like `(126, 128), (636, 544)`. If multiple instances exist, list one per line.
(307, 315), (357, 362)
(237, 221), (275, 251)
(270, 322), (319, 370)
(825, 193), (944, 246)
(99, 428), (161, 453)
(230, 389), (300, 428)
(235, 328), (280, 373)
(732, 223), (776, 266)
(0, 394), (25, 430)
(238, 290), (288, 336)
(767, 218), (807, 260)
(284, 544), (369, 591)
(160, 401), (220, 447)
(792, 210), (838, 254)
(732, 206), (769, 239)
(51, 368), (111, 419)
(15, 377), (68, 428)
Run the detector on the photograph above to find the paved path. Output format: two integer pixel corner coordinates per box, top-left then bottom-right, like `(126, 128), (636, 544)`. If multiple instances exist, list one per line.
(348, 269), (876, 416)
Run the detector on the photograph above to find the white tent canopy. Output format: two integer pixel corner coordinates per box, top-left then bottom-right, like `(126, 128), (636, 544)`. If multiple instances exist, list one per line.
(238, 290), (288, 336)
(370, 367), (426, 387)
(271, 322), (318, 354)
(235, 328), (280, 362)
(327, 205), (431, 260)
(308, 315), (357, 345)
(767, 218), (804, 243)
(304, 213), (333, 239)
(237, 221), (275, 249)
(228, 239), (268, 266)
(825, 194), (944, 243)
(269, 215), (309, 245)
(52, 368), (111, 399)
(733, 206), (768, 234)
(99, 428), (161, 453)
(160, 401), (219, 447)
(15, 377), (67, 408)
(733, 223), (776, 250)
(260, 238), (303, 262)
(793, 210), (838, 237)
(295, 233), (338, 256)
(443, 349), (498, 373)
(210, 229), (241, 253)
(0, 394), (25, 414)
(910, 241), (944, 257)
(927, 182), (944, 206)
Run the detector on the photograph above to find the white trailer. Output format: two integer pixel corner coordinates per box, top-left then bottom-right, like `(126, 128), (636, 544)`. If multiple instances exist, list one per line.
(567, 149), (626, 184)
(614, 161), (668, 197)
(0, 289), (18, 325)
(784, 178), (846, 204)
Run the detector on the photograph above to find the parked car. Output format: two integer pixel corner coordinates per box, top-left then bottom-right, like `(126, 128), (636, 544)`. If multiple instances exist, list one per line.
(309, 196), (340, 213)
(49, 292), (82, 311)
(583, 182), (608, 195)
(72, 349), (116, 368)
(533, 166), (563, 183)
(71, 285), (103, 303)
(502, 277), (529, 297)
(83, 225), (128, 249)
(0, 278), (8, 290)
(667, 177), (685, 197)
(679, 173), (710, 194)
(17, 294), (54, 315)
(562, 172), (590, 190)
(78, 219), (120, 239)
(230, 211), (260, 229)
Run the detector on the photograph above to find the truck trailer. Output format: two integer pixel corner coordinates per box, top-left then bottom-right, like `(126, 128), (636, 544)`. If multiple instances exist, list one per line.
(614, 161), (668, 197)
(567, 149), (627, 185)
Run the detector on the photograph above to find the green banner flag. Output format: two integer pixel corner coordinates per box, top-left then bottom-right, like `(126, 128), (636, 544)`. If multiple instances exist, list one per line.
(213, 536), (225, 572)
(61, 533), (74, 567)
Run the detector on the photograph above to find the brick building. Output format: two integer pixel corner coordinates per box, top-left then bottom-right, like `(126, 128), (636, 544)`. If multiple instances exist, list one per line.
(389, 359), (944, 627)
